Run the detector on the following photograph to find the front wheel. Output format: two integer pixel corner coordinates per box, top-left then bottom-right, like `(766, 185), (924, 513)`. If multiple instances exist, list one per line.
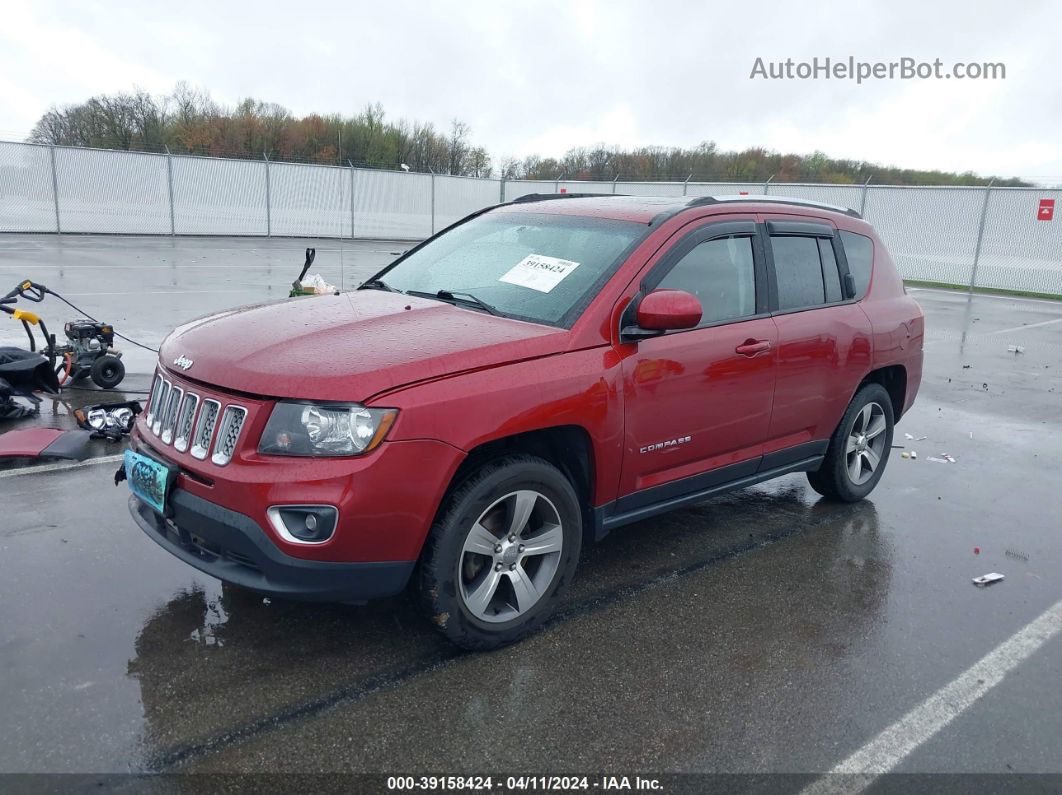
(418, 455), (582, 650)
(807, 383), (895, 502)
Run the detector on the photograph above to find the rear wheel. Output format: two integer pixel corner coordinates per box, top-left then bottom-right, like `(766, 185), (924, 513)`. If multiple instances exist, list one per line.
(807, 382), (894, 502)
(418, 455), (582, 650)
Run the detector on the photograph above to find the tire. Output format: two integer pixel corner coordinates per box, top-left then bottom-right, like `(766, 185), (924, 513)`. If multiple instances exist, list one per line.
(90, 355), (125, 389)
(418, 455), (582, 650)
(807, 382), (895, 502)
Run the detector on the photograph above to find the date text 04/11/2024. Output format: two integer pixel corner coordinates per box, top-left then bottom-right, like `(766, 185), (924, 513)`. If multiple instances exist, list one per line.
(385, 776), (664, 791)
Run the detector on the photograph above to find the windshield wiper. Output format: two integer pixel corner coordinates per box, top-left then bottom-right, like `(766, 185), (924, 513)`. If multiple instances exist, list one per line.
(406, 289), (500, 316)
(435, 290), (499, 316)
(359, 278), (402, 293)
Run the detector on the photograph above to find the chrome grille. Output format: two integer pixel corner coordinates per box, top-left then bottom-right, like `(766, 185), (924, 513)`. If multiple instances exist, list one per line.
(150, 380), (171, 436)
(160, 386), (183, 444)
(144, 370), (247, 463)
(146, 374), (164, 425)
(191, 399), (220, 460)
(211, 405), (247, 466)
(173, 393), (199, 452)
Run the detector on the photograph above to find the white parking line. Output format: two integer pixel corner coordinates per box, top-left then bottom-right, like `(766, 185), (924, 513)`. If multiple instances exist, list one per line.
(0, 453), (124, 479)
(989, 316), (1062, 335)
(907, 286), (1062, 308)
(802, 597), (1062, 794)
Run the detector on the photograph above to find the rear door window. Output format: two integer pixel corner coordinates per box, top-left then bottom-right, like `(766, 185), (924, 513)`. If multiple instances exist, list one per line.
(771, 236), (826, 310)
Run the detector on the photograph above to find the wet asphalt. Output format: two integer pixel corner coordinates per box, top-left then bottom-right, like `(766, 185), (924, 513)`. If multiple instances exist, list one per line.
(1, 236), (1061, 780)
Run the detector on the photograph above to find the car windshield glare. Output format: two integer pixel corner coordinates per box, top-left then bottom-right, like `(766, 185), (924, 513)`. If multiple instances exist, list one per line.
(376, 211), (645, 326)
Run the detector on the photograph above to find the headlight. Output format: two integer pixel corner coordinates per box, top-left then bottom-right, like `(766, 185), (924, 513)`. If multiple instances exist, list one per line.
(258, 402), (397, 457)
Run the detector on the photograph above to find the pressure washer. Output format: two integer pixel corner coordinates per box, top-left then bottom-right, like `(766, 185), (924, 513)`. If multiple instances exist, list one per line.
(0, 279), (140, 419)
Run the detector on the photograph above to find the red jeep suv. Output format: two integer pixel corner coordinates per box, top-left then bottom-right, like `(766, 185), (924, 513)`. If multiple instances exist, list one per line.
(125, 194), (923, 649)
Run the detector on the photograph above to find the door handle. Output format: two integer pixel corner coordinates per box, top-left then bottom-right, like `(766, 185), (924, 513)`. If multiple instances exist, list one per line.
(735, 339), (771, 356)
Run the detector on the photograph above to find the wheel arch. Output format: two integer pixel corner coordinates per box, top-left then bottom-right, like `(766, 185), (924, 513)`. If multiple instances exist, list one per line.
(859, 364), (907, 420)
(435, 425), (597, 546)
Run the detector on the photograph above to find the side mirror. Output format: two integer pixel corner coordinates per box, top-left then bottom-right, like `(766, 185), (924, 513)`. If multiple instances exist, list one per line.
(622, 289), (702, 340)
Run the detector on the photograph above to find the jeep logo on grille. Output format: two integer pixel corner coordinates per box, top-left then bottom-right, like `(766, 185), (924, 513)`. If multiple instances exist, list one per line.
(173, 355), (194, 371)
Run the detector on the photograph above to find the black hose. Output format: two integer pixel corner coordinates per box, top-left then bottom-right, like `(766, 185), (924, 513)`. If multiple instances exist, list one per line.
(5, 280), (159, 353)
(41, 289), (160, 353)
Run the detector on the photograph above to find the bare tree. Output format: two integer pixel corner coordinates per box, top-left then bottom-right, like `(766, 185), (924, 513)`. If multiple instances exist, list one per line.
(498, 157), (521, 180)
(465, 147), (492, 178)
(129, 88), (168, 149)
(447, 119), (470, 176)
(29, 109), (66, 145)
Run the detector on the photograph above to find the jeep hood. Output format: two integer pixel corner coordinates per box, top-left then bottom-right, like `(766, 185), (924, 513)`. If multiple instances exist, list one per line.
(157, 290), (567, 401)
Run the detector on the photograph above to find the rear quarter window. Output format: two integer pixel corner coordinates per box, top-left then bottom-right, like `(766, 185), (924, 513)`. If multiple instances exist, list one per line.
(840, 231), (874, 299)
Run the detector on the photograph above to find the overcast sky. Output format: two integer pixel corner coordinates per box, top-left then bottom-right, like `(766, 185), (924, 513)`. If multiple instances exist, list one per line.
(2, 0), (1059, 179)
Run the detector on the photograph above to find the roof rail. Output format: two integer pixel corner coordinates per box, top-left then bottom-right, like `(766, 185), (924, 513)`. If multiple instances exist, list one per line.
(686, 194), (862, 219)
(511, 192), (623, 204)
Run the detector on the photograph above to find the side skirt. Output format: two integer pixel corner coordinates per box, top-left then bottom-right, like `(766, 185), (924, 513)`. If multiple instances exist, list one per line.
(592, 454), (825, 541)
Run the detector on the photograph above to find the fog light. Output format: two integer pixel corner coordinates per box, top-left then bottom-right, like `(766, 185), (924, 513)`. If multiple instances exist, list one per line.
(266, 505), (337, 544)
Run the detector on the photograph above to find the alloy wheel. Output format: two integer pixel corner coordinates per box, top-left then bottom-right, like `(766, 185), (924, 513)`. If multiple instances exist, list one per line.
(458, 489), (564, 623)
(845, 401), (887, 485)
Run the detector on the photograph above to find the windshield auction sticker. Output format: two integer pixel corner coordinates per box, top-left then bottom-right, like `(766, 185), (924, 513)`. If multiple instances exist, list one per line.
(499, 254), (580, 293)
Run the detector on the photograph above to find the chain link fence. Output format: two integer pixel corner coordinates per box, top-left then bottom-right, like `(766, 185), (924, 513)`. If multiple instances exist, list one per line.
(2, 140), (1060, 296)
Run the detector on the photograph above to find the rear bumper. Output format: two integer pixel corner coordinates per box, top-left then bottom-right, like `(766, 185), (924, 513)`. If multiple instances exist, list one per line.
(128, 491), (415, 602)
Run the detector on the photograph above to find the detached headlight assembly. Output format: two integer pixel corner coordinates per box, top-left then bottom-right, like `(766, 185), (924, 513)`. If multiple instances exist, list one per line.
(258, 402), (397, 457)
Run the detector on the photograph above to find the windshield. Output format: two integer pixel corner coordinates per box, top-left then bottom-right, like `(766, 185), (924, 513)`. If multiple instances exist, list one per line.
(371, 211), (646, 327)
